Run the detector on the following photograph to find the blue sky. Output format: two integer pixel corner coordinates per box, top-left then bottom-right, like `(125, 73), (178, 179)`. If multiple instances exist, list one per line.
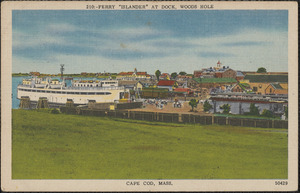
(12, 10), (288, 74)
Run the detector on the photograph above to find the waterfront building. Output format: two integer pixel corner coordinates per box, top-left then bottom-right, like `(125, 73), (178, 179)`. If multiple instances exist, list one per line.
(231, 82), (252, 93)
(187, 77), (237, 89)
(236, 71), (245, 81)
(193, 61), (238, 80)
(116, 68), (150, 80)
(176, 74), (193, 81)
(265, 83), (288, 95)
(209, 92), (288, 116)
(119, 80), (143, 91)
(157, 80), (178, 91)
(243, 74), (288, 95)
(215, 67), (237, 79)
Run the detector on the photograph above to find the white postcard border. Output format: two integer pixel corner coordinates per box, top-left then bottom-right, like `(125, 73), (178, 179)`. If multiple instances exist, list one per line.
(1, 1), (298, 191)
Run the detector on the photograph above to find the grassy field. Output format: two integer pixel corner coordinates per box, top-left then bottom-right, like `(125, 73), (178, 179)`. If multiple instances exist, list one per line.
(12, 109), (287, 179)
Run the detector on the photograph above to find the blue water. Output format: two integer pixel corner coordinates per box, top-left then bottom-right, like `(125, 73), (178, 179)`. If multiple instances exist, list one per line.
(12, 77), (28, 109)
(12, 77), (104, 109)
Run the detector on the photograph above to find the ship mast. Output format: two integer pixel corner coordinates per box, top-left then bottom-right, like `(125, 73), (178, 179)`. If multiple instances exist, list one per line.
(60, 64), (65, 80)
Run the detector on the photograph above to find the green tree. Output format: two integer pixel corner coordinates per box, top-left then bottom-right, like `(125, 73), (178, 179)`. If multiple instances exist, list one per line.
(171, 72), (178, 79)
(249, 103), (260, 116)
(203, 100), (213, 112)
(189, 99), (198, 112)
(261, 109), (273, 118)
(284, 106), (288, 119)
(220, 104), (231, 114)
(179, 71), (187, 76)
(257, 67), (267, 73)
(155, 70), (161, 81)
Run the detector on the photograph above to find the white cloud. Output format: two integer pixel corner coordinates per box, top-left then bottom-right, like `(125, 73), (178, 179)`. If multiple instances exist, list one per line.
(13, 29), (68, 48)
(46, 23), (79, 33)
(13, 25), (288, 74)
(102, 26), (171, 39)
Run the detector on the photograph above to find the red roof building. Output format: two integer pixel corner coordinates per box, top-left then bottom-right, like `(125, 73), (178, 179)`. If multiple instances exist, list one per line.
(159, 73), (171, 80)
(117, 68), (150, 80)
(174, 88), (193, 94)
(157, 80), (176, 86)
(157, 80), (178, 91)
(137, 72), (147, 75)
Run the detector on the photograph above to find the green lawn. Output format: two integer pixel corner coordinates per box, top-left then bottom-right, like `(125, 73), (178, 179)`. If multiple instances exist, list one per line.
(12, 109), (287, 179)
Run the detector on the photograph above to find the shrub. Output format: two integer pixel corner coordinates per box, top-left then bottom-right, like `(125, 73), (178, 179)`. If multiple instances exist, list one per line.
(249, 103), (260, 116)
(261, 109), (273, 118)
(220, 104), (230, 114)
(51, 108), (60, 114)
(284, 106), (288, 119)
(203, 100), (212, 112)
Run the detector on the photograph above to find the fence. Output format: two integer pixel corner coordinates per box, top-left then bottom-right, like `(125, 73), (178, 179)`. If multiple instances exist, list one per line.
(181, 114), (213, 125)
(59, 106), (288, 129)
(87, 101), (143, 110)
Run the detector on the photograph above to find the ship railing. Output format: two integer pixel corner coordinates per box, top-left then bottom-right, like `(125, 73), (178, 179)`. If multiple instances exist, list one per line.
(64, 86), (126, 90)
(18, 84), (125, 91)
(18, 84), (32, 88)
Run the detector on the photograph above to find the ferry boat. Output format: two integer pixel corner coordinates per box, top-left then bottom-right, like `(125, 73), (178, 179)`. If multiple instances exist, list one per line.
(17, 77), (130, 108)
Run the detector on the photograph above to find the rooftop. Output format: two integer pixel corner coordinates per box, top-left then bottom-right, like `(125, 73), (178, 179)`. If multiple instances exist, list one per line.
(193, 78), (237, 83)
(157, 80), (176, 86)
(270, 83), (283, 89)
(244, 74), (288, 83)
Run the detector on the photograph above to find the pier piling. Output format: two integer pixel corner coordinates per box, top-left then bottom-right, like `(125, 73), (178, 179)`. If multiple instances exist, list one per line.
(36, 97), (49, 108)
(66, 99), (74, 108)
(19, 96), (31, 109)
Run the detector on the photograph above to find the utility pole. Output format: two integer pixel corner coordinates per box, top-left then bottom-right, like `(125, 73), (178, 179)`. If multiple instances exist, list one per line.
(60, 64), (64, 79)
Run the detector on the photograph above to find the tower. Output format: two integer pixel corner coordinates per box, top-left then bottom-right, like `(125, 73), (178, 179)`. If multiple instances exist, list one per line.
(60, 64), (65, 79)
(217, 61), (221, 68)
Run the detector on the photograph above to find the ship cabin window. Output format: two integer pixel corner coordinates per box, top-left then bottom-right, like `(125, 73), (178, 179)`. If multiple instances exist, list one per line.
(46, 91), (50, 93)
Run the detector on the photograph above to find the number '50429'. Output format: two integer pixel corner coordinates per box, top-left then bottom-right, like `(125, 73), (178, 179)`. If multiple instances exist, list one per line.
(275, 181), (288, 185)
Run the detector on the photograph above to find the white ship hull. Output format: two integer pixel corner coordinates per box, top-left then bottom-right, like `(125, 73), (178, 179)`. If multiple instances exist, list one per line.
(17, 85), (128, 106)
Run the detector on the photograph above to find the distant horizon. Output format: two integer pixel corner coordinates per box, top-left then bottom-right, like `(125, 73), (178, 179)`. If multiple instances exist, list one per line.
(13, 10), (288, 74)
(12, 67), (288, 75)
